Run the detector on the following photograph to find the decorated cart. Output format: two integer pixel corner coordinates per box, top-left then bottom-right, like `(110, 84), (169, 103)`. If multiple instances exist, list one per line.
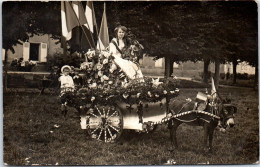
(65, 46), (180, 143)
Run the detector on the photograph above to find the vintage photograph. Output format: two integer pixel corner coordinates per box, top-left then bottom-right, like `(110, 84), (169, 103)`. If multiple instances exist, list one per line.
(2, 1), (258, 165)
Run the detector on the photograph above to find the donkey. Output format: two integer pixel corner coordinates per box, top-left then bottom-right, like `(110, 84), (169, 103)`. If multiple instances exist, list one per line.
(168, 92), (237, 153)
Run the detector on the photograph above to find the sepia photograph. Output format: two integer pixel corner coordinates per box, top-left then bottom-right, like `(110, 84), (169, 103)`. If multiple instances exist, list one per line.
(2, 1), (259, 165)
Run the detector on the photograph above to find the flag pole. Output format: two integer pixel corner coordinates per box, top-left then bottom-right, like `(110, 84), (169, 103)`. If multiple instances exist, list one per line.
(68, 2), (94, 49)
(92, 1), (101, 51)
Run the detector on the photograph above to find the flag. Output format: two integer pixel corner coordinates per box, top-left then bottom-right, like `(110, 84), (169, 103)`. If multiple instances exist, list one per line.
(71, 1), (88, 25)
(61, 1), (79, 41)
(85, 1), (96, 33)
(81, 1), (97, 51)
(70, 1), (88, 51)
(97, 3), (109, 50)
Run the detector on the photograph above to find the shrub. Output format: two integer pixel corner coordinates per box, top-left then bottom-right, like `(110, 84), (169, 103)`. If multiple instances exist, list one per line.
(230, 73), (255, 80)
(47, 52), (84, 71)
(10, 58), (37, 72)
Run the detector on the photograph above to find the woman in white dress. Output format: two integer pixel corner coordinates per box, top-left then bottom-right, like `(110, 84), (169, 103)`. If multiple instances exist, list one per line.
(109, 26), (143, 80)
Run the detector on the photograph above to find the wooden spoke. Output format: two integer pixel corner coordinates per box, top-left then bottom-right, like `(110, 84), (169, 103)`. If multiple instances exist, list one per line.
(90, 112), (99, 118)
(97, 129), (103, 140)
(104, 128), (107, 142)
(108, 124), (120, 133)
(106, 107), (110, 118)
(103, 108), (106, 117)
(91, 127), (100, 134)
(107, 126), (113, 138)
(95, 106), (102, 116)
(107, 110), (118, 119)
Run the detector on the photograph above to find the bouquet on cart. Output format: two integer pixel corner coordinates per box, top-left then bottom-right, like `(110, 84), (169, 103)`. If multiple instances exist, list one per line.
(72, 41), (179, 112)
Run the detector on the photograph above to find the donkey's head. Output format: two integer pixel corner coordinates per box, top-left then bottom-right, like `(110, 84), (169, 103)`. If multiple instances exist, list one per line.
(220, 103), (237, 128)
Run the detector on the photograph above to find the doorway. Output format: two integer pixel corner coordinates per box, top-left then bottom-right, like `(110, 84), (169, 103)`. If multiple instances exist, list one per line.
(29, 43), (40, 61)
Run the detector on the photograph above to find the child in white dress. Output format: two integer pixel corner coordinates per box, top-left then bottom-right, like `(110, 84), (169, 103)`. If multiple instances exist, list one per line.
(59, 65), (75, 117)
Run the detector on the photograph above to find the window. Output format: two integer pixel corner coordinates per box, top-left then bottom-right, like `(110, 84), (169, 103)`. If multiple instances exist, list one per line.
(23, 42), (47, 62)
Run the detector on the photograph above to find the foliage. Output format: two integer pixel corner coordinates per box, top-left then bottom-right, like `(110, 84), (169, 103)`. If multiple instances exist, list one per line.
(10, 58), (37, 72)
(3, 1), (257, 66)
(2, 1), (60, 53)
(46, 53), (84, 71)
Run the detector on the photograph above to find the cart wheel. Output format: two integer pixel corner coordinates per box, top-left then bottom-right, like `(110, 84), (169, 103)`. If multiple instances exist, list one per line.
(87, 105), (123, 143)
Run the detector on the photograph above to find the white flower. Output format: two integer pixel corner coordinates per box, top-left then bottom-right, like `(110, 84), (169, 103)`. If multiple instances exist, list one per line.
(163, 90), (167, 94)
(123, 93), (129, 99)
(102, 58), (108, 64)
(110, 63), (117, 73)
(170, 91), (175, 94)
(103, 75), (109, 80)
(87, 79), (92, 84)
(91, 96), (95, 102)
(108, 81), (113, 85)
(137, 93), (141, 98)
(21, 61), (25, 67)
(186, 98), (192, 102)
(96, 64), (103, 71)
(80, 62), (88, 70)
(121, 82), (128, 88)
(175, 88), (179, 92)
(147, 91), (152, 97)
(100, 77), (104, 82)
(103, 51), (111, 58)
(89, 83), (97, 88)
(155, 94), (159, 98)
(98, 71), (103, 77)
(152, 77), (163, 87)
(99, 54), (105, 59)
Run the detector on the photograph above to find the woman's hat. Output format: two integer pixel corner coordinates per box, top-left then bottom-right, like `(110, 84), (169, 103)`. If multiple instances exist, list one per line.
(61, 65), (71, 73)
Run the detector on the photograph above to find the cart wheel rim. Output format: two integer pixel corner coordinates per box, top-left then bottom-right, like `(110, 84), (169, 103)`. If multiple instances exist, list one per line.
(87, 105), (123, 143)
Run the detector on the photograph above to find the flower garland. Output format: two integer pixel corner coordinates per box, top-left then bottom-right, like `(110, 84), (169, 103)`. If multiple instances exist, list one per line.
(67, 49), (179, 114)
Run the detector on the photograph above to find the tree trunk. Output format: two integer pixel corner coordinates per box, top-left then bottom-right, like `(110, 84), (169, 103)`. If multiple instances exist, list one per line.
(4, 49), (8, 91)
(254, 65), (258, 90)
(164, 56), (174, 78)
(61, 36), (67, 56)
(214, 58), (220, 90)
(203, 59), (210, 83)
(232, 59), (238, 85)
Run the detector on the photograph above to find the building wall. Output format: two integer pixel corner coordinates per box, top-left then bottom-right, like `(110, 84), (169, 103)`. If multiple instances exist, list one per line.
(140, 56), (227, 78)
(224, 62), (255, 75)
(5, 34), (62, 62)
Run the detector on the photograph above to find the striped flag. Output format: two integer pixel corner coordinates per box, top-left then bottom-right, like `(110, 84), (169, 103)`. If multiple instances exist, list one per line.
(84, 1), (96, 33)
(81, 1), (97, 51)
(61, 1), (94, 51)
(97, 3), (109, 50)
(61, 1), (79, 41)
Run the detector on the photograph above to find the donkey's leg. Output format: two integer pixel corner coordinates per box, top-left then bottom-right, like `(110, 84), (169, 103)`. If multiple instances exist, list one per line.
(208, 128), (215, 153)
(168, 120), (180, 150)
(203, 124), (209, 152)
(168, 120), (174, 150)
(168, 120), (179, 150)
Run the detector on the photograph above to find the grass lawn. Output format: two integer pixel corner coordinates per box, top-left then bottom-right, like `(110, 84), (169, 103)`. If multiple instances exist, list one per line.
(3, 87), (259, 165)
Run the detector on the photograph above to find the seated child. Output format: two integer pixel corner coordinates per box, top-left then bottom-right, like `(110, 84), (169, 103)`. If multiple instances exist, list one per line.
(59, 65), (75, 117)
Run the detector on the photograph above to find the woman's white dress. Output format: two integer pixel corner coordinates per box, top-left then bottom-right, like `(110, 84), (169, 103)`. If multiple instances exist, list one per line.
(109, 38), (143, 80)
